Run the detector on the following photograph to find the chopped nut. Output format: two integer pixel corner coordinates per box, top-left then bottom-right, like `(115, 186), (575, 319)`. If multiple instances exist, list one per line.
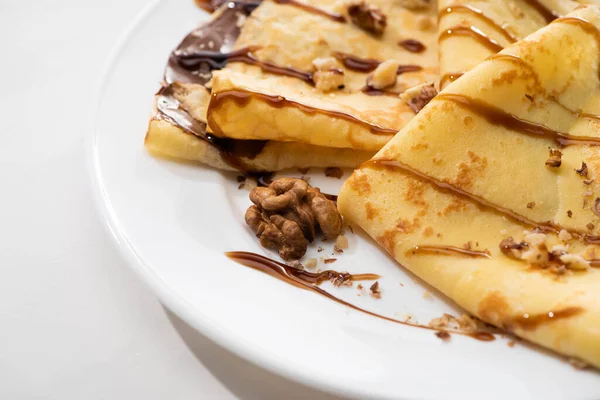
(330, 272), (352, 287)
(545, 149), (562, 168)
(313, 69), (345, 92)
(397, 0), (430, 10)
(335, 234), (349, 250)
(370, 281), (381, 298)
(559, 253), (590, 270)
(400, 83), (438, 113)
(558, 229), (572, 242)
(312, 57), (340, 71)
(357, 283), (364, 290)
(527, 202), (535, 209)
(324, 258), (337, 264)
(246, 178), (342, 260)
(499, 237), (529, 259)
(575, 162), (589, 178)
(347, 2), (387, 36)
(567, 210), (573, 218)
(317, 246), (324, 252)
(287, 260), (304, 270)
(304, 258), (318, 269)
(429, 313), (479, 332)
(325, 167), (344, 179)
(367, 60), (399, 90)
(435, 331), (451, 341)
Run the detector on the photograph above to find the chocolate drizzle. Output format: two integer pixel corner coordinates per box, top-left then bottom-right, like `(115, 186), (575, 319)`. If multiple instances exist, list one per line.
(437, 93), (600, 147)
(333, 52), (422, 75)
(439, 26), (504, 53)
(410, 245), (491, 259)
(226, 251), (496, 341)
(523, 0), (561, 23)
(273, 0), (346, 23)
(207, 89), (398, 136)
(362, 158), (563, 234)
(175, 46), (314, 85)
(398, 39), (426, 53)
(505, 307), (583, 331)
(439, 5), (517, 43)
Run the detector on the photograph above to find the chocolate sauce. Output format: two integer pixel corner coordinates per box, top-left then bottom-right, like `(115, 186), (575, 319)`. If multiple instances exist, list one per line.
(273, 0), (346, 23)
(410, 245), (491, 259)
(333, 52), (382, 72)
(333, 52), (422, 75)
(439, 26), (504, 53)
(207, 89), (398, 136)
(176, 46), (314, 85)
(398, 39), (426, 53)
(437, 93), (600, 147)
(440, 72), (464, 88)
(361, 86), (403, 97)
(524, 0), (561, 23)
(156, 85), (267, 171)
(226, 251), (496, 341)
(439, 5), (517, 43)
(362, 158), (563, 234)
(505, 307), (583, 331)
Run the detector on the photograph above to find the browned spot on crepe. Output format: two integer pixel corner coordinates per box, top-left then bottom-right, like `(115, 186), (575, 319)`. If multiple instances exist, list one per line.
(351, 174), (372, 195)
(453, 150), (488, 190)
(365, 202), (379, 220)
(478, 291), (511, 325)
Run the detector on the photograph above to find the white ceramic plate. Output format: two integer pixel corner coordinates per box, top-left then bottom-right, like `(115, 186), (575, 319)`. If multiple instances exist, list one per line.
(89, 1), (600, 398)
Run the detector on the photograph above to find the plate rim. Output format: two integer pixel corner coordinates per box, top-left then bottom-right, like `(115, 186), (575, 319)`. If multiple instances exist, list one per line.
(85, 2), (387, 399)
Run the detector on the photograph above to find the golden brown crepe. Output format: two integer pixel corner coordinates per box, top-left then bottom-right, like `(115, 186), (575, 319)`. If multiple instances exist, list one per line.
(338, 5), (600, 367)
(208, 0), (440, 151)
(438, 0), (599, 88)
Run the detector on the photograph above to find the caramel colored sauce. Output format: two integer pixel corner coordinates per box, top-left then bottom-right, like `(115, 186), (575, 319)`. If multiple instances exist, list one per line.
(439, 26), (504, 53)
(226, 251), (496, 341)
(333, 52), (382, 72)
(398, 39), (426, 53)
(439, 5), (517, 43)
(207, 89), (399, 136)
(273, 0), (346, 23)
(362, 158), (562, 234)
(437, 93), (600, 147)
(440, 72), (464, 88)
(523, 0), (560, 23)
(506, 307), (583, 331)
(361, 86), (403, 97)
(156, 85), (266, 172)
(410, 245), (491, 259)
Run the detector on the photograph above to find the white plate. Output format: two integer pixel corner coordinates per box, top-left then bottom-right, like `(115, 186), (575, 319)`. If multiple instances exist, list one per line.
(89, 1), (600, 398)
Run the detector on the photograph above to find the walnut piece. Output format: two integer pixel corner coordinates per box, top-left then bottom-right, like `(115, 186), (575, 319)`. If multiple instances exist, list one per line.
(575, 162), (589, 178)
(397, 0), (430, 10)
(312, 58), (345, 92)
(545, 149), (562, 168)
(245, 178), (342, 260)
(348, 2), (387, 36)
(400, 83), (438, 113)
(367, 60), (399, 90)
(370, 281), (381, 298)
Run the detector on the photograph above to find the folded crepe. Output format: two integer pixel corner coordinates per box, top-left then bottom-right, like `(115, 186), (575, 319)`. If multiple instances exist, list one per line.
(145, 1), (375, 172)
(207, 0), (440, 151)
(438, 0), (599, 88)
(338, 5), (600, 367)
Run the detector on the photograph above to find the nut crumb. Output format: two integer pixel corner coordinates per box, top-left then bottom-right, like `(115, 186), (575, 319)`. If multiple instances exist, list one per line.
(575, 162), (588, 178)
(507, 340), (516, 348)
(545, 149), (562, 168)
(370, 281), (381, 298)
(435, 331), (451, 341)
(400, 83), (438, 113)
(324, 258), (337, 264)
(347, 2), (387, 36)
(325, 167), (344, 179)
(567, 210), (573, 218)
(304, 258), (317, 269)
(335, 234), (349, 250)
(527, 202), (535, 209)
(318, 247), (324, 252)
(357, 284), (363, 290)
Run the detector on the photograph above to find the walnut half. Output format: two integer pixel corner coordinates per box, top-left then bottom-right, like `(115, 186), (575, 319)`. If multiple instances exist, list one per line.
(347, 2), (387, 36)
(245, 178), (343, 260)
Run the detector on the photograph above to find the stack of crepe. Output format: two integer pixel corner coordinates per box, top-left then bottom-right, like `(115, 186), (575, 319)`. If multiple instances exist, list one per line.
(146, 0), (600, 368)
(339, 4), (600, 367)
(145, 0), (439, 172)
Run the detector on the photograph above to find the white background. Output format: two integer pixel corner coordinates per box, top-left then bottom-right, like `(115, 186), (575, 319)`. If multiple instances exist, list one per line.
(0, 1), (341, 398)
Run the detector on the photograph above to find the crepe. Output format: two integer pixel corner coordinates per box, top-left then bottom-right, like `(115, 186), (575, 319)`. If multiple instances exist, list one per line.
(438, 0), (599, 88)
(145, 1), (374, 172)
(338, 5), (600, 367)
(207, 0), (440, 151)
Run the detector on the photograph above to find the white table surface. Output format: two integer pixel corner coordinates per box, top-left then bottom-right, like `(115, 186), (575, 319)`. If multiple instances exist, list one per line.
(0, 1), (342, 398)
